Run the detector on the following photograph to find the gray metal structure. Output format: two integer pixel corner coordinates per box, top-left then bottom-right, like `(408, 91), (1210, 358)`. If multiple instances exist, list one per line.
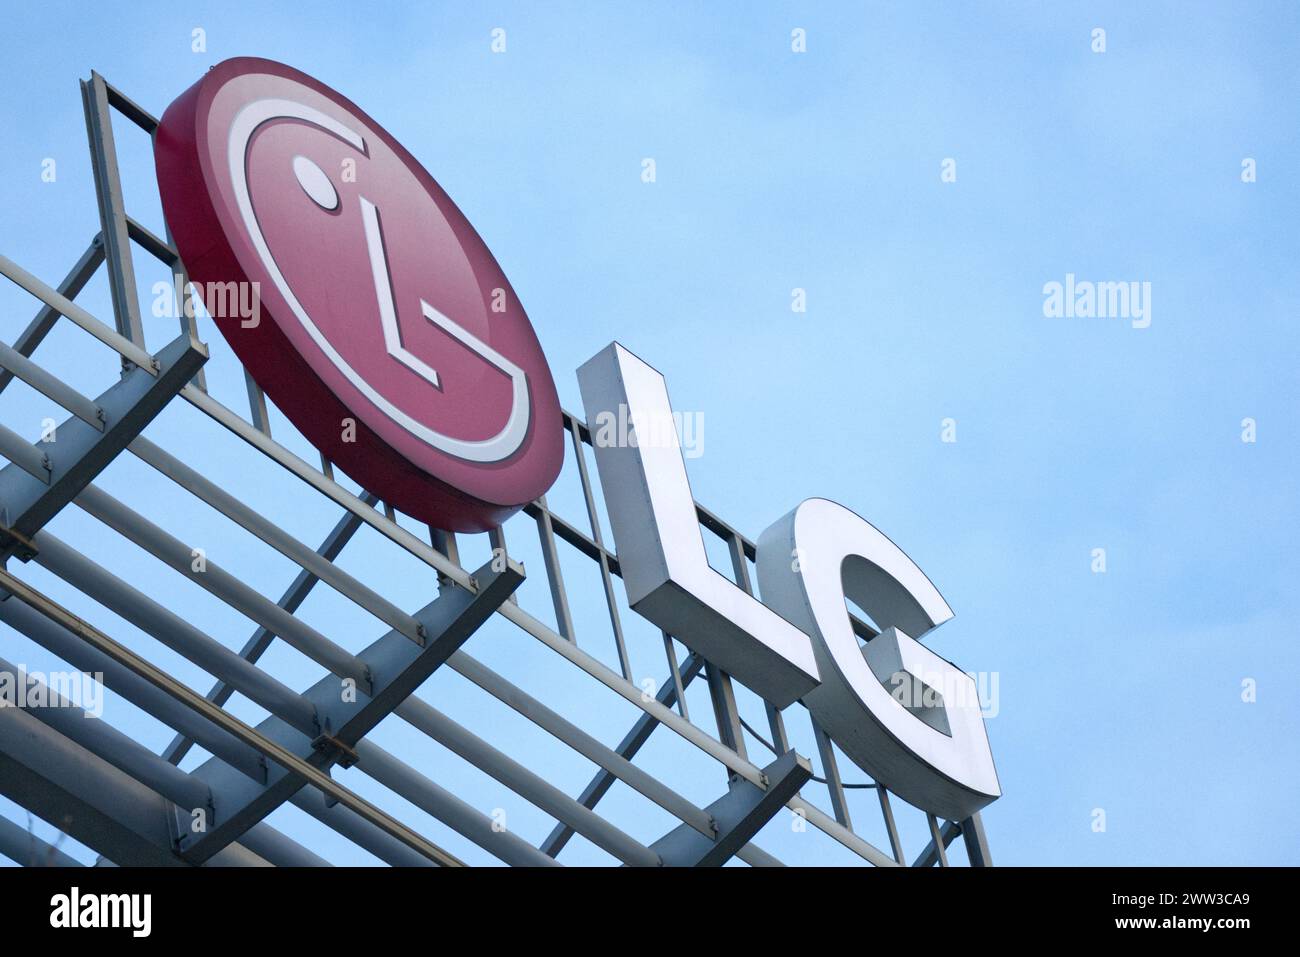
(0, 71), (993, 867)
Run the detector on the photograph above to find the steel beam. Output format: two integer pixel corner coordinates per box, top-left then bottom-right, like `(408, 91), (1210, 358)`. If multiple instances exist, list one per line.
(393, 694), (661, 867)
(0, 339), (104, 427)
(0, 655), (212, 815)
(811, 715), (852, 830)
(345, 742), (558, 867)
(0, 704), (267, 867)
(447, 650), (715, 841)
(649, 751), (812, 866)
(531, 497), (576, 641)
(26, 525), (637, 866)
(82, 72), (145, 347)
(878, 786), (906, 865)
(960, 812), (992, 867)
(541, 651), (703, 857)
(164, 493), (377, 766)
(288, 788), (436, 868)
(232, 823), (332, 868)
(0, 594), (266, 781)
(705, 662), (749, 761)
(501, 591), (900, 866)
(567, 417), (631, 679)
(0, 238), (103, 395)
(0, 252), (154, 371)
(0, 565), (464, 867)
(32, 529), (323, 734)
(176, 557), (522, 863)
(102, 79), (158, 133)
(50, 480), (660, 864)
(0, 332), (207, 559)
(927, 814), (951, 867)
(71, 484), (374, 690)
(913, 819), (962, 867)
(0, 424), (50, 483)
(0, 656), (329, 868)
(0, 813), (84, 867)
(0, 585), (484, 867)
(179, 383), (470, 586)
(126, 436), (421, 642)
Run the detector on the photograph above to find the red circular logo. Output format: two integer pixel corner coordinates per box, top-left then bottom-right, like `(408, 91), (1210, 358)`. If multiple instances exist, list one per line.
(154, 57), (562, 531)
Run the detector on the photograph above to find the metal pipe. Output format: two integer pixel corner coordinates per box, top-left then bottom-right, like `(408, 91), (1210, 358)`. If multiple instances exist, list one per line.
(0, 592), (266, 781)
(0, 703), (268, 867)
(236, 823), (332, 868)
(0, 654), (212, 814)
(0, 422), (49, 481)
(0, 238), (103, 395)
(0, 340), (103, 427)
(180, 383), (471, 587)
(0, 254), (153, 372)
(164, 494), (376, 767)
(392, 697), (659, 866)
(83, 72), (145, 347)
(447, 650), (715, 840)
(0, 813), (84, 867)
(0, 565), (464, 868)
(72, 483), (372, 691)
(352, 741), (559, 867)
(127, 435), (422, 643)
(0, 590), (470, 868)
(32, 529), (322, 735)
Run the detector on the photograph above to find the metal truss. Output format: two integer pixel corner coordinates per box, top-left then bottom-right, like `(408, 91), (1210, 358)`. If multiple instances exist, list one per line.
(0, 70), (993, 867)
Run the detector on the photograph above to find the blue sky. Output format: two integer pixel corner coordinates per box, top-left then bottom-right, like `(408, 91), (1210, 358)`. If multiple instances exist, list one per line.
(1, 1), (1297, 866)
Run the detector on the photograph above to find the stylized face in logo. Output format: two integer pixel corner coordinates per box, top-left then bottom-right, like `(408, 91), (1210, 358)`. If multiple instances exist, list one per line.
(154, 57), (562, 531)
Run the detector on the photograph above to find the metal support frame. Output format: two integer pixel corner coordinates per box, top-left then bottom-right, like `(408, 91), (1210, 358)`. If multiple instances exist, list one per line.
(82, 71), (145, 348)
(705, 661), (749, 761)
(0, 702), (266, 867)
(163, 492), (378, 766)
(0, 239), (104, 395)
(913, 818), (963, 868)
(566, 417), (633, 680)
(0, 656), (329, 867)
(176, 556), (522, 863)
(961, 812), (992, 867)
(811, 716), (853, 830)
(0, 567), (465, 866)
(0, 812), (85, 868)
(650, 752), (812, 866)
(0, 588), (525, 867)
(0, 68), (995, 868)
(878, 786), (907, 864)
(531, 496), (575, 639)
(0, 333), (207, 559)
(542, 652), (703, 858)
(727, 530), (790, 753)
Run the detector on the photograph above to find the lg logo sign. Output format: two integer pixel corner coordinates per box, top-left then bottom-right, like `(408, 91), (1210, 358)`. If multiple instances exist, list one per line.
(155, 58), (999, 821)
(154, 58), (562, 531)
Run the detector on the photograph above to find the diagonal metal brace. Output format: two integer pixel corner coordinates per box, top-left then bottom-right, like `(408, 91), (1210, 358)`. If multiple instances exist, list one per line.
(649, 751), (812, 867)
(176, 556), (524, 864)
(0, 332), (207, 561)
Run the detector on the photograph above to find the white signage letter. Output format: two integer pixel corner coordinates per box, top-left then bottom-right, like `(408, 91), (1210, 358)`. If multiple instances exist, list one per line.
(578, 343), (820, 707)
(756, 499), (1000, 820)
